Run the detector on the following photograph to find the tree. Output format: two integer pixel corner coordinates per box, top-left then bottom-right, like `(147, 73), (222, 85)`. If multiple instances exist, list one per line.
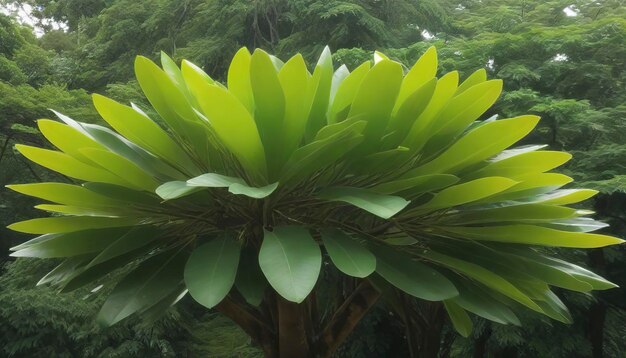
(7, 46), (622, 357)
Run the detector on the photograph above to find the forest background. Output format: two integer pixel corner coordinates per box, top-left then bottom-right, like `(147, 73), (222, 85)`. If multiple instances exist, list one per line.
(0, 0), (624, 357)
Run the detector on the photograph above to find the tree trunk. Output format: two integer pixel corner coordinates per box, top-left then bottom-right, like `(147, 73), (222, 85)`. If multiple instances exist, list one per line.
(276, 296), (312, 357)
(217, 280), (380, 357)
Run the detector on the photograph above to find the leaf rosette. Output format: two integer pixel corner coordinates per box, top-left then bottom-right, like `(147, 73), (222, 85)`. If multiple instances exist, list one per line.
(7, 47), (623, 334)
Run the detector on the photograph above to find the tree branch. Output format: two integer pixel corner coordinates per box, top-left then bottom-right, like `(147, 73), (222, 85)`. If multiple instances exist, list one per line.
(318, 279), (381, 357)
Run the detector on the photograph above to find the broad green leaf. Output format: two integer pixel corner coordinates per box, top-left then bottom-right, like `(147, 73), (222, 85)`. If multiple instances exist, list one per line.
(259, 226), (321, 303)
(37, 119), (107, 164)
(38, 256), (92, 286)
(396, 46), (437, 112)
(156, 181), (202, 200)
(97, 246), (188, 326)
(79, 122), (185, 181)
(447, 204), (577, 224)
(184, 78), (267, 180)
(451, 279), (520, 325)
(319, 187), (410, 219)
(80, 149), (159, 191)
(229, 182), (278, 199)
(371, 174), (459, 195)
(348, 60), (403, 151)
(468, 151), (572, 179)
(384, 237), (419, 245)
(86, 225), (162, 268)
(373, 244), (458, 300)
(536, 189), (598, 205)
(61, 248), (152, 292)
(227, 47), (254, 113)
(456, 68), (487, 94)
(304, 46), (334, 141)
(235, 248), (267, 306)
(8, 217), (143, 234)
(328, 62), (370, 123)
(402, 71), (459, 151)
(441, 224), (623, 248)
(405, 115), (540, 176)
(279, 54), (310, 162)
(250, 49), (285, 174)
(281, 122), (364, 185)
(421, 250), (541, 311)
(15, 145), (133, 187)
(542, 218), (609, 232)
(180, 59), (214, 86)
(423, 80), (503, 154)
(83, 182), (161, 205)
(7, 183), (123, 207)
(187, 173), (245, 187)
(444, 300), (472, 337)
(92, 94), (197, 175)
(185, 235), (241, 308)
(314, 116), (366, 142)
(34, 204), (124, 216)
(384, 78), (437, 148)
(418, 177), (517, 211)
(134, 56), (197, 136)
(320, 229), (376, 278)
(10, 227), (130, 258)
(533, 290), (572, 324)
(329, 64), (350, 104)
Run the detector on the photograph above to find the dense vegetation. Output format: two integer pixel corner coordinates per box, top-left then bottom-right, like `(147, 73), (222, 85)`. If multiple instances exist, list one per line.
(0, 0), (624, 357)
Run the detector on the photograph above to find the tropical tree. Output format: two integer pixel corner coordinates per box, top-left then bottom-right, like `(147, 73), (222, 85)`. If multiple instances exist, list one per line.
(7, 47), (623, 357)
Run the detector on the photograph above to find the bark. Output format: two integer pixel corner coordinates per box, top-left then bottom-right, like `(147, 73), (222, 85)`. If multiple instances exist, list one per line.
(319, 280), (381, 357)
(277, 296), (311, 358)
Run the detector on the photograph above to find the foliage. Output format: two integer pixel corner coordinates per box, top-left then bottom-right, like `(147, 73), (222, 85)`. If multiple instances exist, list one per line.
(6, 44), (623, 356)
(0, 0), (626, 356)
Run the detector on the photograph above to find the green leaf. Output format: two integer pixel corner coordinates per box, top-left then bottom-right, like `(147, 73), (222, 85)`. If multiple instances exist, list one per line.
(405, 115), (541, 176)
(7, 183), (123, 207)
(441, 224), (623, 248)
(37, 119), (108, 164)
(259, 226), (321, 303)
(15, 145), (132, 187)
(229, 182), (278, 199)
(304, 46), (334, 141)
(451, 279), (520, 325)
(251, 49), (285, 174)
(468, 151), (572, 179)
(402, 71), (459, 151)
(396, 46), (437, 111)
(373, 244), (458, 301)
(448, 204), (578, 224)
(319, 187), (410, 219)
(8, 217), (144, 234)
(227, 47), (254, 113)
(185, 235), (241, 308)
(186, 173), (278, 199)
(97, 246), (188, 326)
(10, 227), (130, 258)
(456, 68), (487, 94)
(86, 225), (162, 268)
(384, 78), (437, 148)
(423, 80), (503, 153)
(320, 229), (376, 278)
(92, 94), (197, 175)
(184, 77), (267, 181)
(348, 60), (403, 151)
(156, 181), (202, 200)
(420, 250), (541, 311)
(80, 148), (159, 191)
(187, 173), (245, 187)
(328, 62), (370, 123)
(418, 177), (518, 211)
(279, 54), (311, 163)
(444, 300), (472, 337)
